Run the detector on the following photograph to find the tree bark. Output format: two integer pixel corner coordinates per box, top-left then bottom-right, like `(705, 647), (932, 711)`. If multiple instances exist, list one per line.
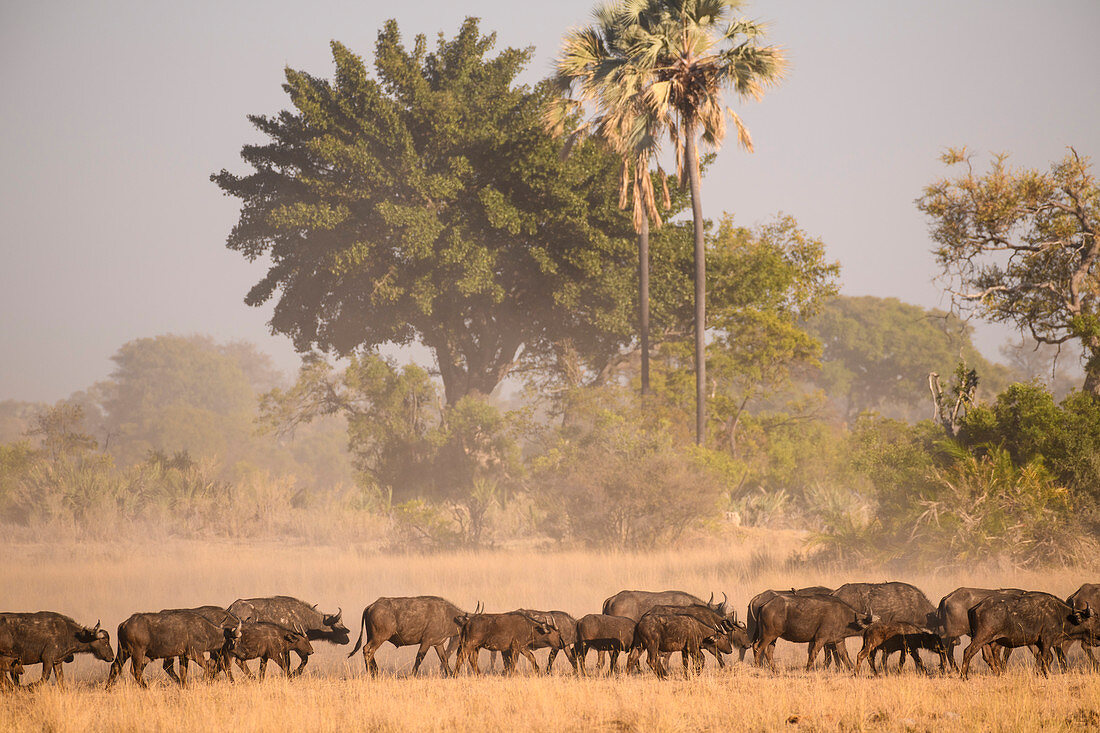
(639, 213), (650, 396)
(685, 124), (706, 446)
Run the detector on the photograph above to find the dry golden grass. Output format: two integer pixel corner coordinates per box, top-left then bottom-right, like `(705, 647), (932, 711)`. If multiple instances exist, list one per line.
(1, 528), (1098, 732)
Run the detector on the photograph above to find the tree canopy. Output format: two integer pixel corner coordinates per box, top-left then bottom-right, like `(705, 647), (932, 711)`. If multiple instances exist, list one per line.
(806, 295), (1013, 421)
(213, 18), (648, 404)
(918, 148), (1100, 394)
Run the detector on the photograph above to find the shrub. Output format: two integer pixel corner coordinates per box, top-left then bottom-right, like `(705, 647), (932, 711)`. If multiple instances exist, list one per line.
(533, 390), (725, 548)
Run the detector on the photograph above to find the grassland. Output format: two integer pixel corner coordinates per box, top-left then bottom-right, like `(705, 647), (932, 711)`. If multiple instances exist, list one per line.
(1, 529), (1098, 731)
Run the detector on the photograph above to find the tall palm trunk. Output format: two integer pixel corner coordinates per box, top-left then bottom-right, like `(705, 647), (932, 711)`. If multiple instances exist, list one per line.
(685, 123), (706, 445)
(639, 212), (650, 395)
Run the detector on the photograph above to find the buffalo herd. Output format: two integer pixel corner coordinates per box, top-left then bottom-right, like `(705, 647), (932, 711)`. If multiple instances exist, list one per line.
(0, 582), (1096, 688)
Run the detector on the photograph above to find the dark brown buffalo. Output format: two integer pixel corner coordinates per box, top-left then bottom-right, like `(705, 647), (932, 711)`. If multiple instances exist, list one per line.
(938, 588), (1029, 672)
(753, 594), (875, 672)
(227, 622), (313, 680)
(832, 582), (938, 629)
(455, 610), (560, 675)
(574, 614), (636, 675)
(855, 621), (947, 675)
(516, 609), (578, 672)
(626, 611), (720, 679)
(228, 596), (349, 676)
(747, 588), (840, 666)
(105, 610), (240, 689)
(159, 605), (241, 680)
(0, 611), (113, 686)
(348, 596), (466, 676)
(602, 590), (723, 621)
(641, 603), (748, 668)
(1067, 583), (1100, 667)
(961, 591), (1093, 679)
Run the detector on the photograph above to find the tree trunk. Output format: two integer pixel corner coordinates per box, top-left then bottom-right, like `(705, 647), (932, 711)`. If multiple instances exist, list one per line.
(639, 214), (650, 396)
(685, 124), (706, 446)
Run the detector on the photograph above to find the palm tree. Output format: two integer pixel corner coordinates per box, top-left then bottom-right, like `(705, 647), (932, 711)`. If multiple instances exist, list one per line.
(547, 6), (669, 396)
(618, 0), (786, 444)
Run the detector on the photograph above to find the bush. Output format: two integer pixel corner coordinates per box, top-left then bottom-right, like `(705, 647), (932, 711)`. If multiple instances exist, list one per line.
(533, 390), (725, 548)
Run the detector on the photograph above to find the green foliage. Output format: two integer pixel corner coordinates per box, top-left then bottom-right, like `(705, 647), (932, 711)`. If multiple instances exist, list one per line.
(959, 383), (1100, 499)
(913, 446), (1095, 568)
(262, 354), (524, 547)
(807, 296), (1013, 421)
(533, 388), (724, 548)
(807, 394), (1099, 569)
(214, 18), (646, 403)
(25, 403), (97, 460)
(96, 335), (353, 490)
(918, 149), (1100, 393)
(645, 214), (839, 448)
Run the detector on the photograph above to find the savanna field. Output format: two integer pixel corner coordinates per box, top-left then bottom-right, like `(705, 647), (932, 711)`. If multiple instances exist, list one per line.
(2, 530), (1099, 732)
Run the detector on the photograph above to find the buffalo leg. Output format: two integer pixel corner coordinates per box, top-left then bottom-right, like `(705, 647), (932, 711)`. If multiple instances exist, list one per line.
(440, 637), (459, 676)
(163, 658), (182, 685)
(130, 652), (149, 688)
(518, 647), (540, 675)
(53, 663), (64, 687)
(274, 653), (293, 678)
(258, 657), (268, 681)
(361, 640), (384, 676)
(291, 649), (308, 677)
(574, 642), (587, 676)
(609, 650), (621, 674)
(412, 642), (431, 676)
(806, 640), (824, 671)
(106, 647), (129, 690)
(595, 649), (607, 673)
(961, 633), (1000, 680)
(235, 658), (255, 680)
(433, 643), (451, 677)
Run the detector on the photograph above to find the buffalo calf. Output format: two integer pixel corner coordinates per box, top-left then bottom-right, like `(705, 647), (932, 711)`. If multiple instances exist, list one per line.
(855, 621), (946, 675)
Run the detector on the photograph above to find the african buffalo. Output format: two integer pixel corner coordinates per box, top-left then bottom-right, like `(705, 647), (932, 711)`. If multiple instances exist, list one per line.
(753, 594), (875, 672)
(515, 609), (578, 672)
(961, 591), (1092, 679)
(105, 610), (240, 689)
(937, 588), (1030, 672)
(159, 605), (241, 680)
(574, 614), (636, 675)
(626, 611), (720, 679)
(455, 609), (561, 675)
(832, 582), (938, 628)
(1067, 583), (1100, 667)
(855, 621), (947, 675)
(747, 588), (840, 667)
(348, 596), (466, 676)
(0, 611), (113, 686)
(228, 596), (349, 676)
(602, 590), (723, 621)
(228, 622), (313, 681)
(641, 603), (747, 668)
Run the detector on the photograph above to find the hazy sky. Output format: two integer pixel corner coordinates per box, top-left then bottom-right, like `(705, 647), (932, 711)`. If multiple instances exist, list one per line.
(2, 0), (1098, 402)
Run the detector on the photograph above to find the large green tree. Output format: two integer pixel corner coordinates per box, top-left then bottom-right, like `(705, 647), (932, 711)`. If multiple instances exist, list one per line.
(213, 19), (642, 404)
(918, 149), (1100, 394)
(807, 296), (1013, 422)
